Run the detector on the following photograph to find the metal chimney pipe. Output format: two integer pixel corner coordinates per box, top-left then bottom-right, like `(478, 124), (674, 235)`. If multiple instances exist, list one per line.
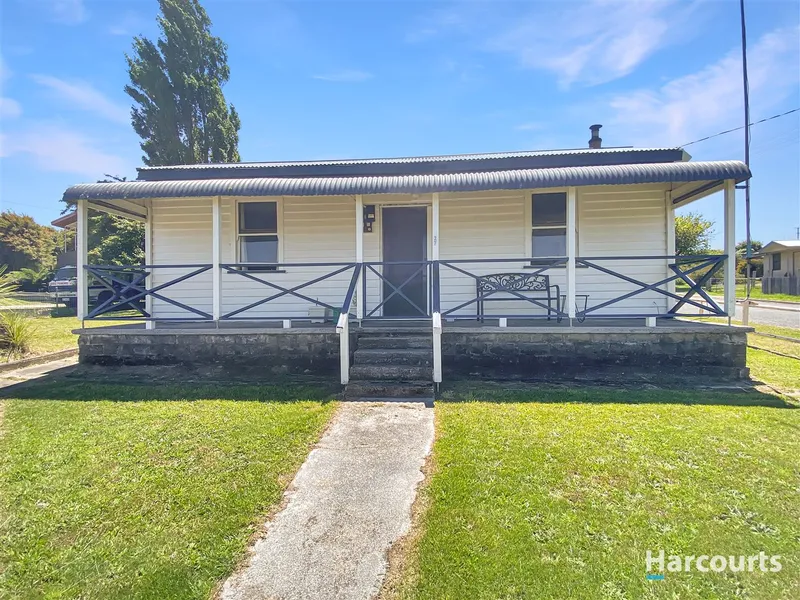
(589, 124), (602, 149)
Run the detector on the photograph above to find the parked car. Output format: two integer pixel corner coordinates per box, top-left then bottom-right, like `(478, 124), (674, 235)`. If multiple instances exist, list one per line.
(47, 265), (144, 311)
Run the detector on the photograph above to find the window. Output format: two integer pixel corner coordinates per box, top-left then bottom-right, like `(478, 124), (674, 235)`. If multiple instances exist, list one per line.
(531, 192), (567, 263)
(238, 201), (279, 267)
(772, 253), (781, 272)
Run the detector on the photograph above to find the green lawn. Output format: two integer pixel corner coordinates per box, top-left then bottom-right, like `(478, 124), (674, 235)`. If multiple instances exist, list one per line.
(747, 347), (800, 392)
(0, 381), (335, 599)
(1, 312), (130, 360)
(732, 284), (798, 303)
(390, 389), (799, 600)
(675, 283), (799, 304)
(692, 319), (800, 393)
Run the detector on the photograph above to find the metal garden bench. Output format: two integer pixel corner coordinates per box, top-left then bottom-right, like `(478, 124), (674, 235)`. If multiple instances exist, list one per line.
(476, 272), (561, 322)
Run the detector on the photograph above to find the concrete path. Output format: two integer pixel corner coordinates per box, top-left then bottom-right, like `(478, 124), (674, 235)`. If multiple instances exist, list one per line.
(220, 402), (434, 600)
(0, 356), (78, 389)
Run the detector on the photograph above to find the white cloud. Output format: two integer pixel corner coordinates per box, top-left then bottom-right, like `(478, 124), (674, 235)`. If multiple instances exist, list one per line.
(0, 98), (22, 120)
(0, 56), (21, 121)
(31, 75), (130, 124)
(312, 69), (373, 83)
(488, 0), (693, 87)
(45, 0), (88, 25)
(1, 124), (129, 178)
(409, 1), (698, 88)
(606, 26), (800, 147)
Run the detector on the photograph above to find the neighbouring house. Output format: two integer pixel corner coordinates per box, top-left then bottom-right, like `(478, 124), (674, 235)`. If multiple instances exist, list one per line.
(759, 240), (800, 296)
(62, 126), (751, 394)
(51, 211), (77, 267)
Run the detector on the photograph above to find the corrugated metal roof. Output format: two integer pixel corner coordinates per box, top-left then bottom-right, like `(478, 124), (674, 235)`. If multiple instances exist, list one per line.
(51, 211), (77, 229)
(135, 147), (690, 181)
(760, 240), (800, 254)
(138, 147), (686, 170)
(63, 160), (750, 202)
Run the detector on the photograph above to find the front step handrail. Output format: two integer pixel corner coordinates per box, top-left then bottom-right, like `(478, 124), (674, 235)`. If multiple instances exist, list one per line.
(337, 264), (362, 385)
(432, 312), (442, 388)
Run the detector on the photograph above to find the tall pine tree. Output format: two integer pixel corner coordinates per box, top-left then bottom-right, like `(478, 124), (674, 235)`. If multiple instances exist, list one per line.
(125, 0), (241, 166)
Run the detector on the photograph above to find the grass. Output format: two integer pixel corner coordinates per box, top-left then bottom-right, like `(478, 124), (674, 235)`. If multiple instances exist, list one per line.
(747, 347), (800, 393)
(675, 283), (799, 304)
(390, 388), (799, 600)
(742, 289), (800, 303)
(743, 323), (800, 392)
(0, 380), (336, 599)
(0, 312), (130, 360)
(0, 297), (44, 307)
(692, 318), (800, 393)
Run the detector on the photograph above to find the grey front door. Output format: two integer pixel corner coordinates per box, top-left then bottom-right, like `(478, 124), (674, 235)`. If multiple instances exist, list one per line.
(381, 206), (428, 317)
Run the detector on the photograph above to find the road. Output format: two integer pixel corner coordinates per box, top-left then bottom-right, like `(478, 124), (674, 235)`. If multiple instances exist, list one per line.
(738, 300), (800, 330)
(690, 297), (800, 330)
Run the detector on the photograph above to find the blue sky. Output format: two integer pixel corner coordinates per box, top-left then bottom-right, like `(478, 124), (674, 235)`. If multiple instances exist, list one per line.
(0, 0), (798, 247)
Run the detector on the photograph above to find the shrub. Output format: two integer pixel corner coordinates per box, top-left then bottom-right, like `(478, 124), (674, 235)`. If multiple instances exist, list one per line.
(0, 311), (38, 357)
(14, 266), (53, 292)
(0, 264), (19, 301)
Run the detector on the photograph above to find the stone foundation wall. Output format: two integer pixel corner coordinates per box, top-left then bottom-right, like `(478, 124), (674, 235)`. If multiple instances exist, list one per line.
(440, 328), (749, 379)
(79, 329), (345, 375)
(79, 326), (750, 380)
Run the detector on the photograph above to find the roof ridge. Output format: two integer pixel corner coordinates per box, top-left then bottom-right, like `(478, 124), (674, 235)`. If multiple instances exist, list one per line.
(137, 146), (683, 171)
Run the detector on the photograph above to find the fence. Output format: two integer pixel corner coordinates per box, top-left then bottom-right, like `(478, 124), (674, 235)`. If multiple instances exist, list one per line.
(762, 277), (800, 296)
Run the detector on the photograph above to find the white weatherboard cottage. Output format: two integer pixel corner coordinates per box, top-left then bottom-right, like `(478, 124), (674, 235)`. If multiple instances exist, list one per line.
(760, 240), (800, 296)
(64, 128), (751, 390)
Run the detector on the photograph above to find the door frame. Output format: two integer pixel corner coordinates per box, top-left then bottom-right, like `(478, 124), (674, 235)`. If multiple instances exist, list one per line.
(379, 204), (432, 317)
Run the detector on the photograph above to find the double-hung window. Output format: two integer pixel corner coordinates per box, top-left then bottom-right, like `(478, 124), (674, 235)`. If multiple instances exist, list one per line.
(531, 192), (567, 265)
(238, 201), (279, 268)
(772, 253), (781, 272)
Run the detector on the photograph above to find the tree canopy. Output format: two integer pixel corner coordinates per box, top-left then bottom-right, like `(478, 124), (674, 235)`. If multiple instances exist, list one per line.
(736, 239), (763, 257)
(125, 0), (241, 166)
(88, 214), (145, 266)
(675, 212), (714, 256)
(0, 211), (59, 271)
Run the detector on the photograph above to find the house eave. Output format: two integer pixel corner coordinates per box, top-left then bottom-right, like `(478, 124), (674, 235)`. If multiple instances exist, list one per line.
(63, 160), (750, 203)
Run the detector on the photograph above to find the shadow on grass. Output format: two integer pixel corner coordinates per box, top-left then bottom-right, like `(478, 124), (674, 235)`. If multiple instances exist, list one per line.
(439, 380), (798, 409)
(0, 370), (338, 403)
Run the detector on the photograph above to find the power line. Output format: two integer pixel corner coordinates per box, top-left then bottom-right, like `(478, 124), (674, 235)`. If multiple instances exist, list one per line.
(681, 107), (800, 147)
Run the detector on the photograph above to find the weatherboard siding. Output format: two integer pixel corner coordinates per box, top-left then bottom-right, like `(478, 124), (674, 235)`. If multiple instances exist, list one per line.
(576, 186), (669, 315)
(148, 187), (669, 320)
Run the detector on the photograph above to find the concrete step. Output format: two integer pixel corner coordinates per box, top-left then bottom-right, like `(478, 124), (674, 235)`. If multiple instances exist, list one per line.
(357, 336), (431, 350)
(349, 364), (432, 381)
(357, 327), (431, 337)
(354, 348), (432, 366)
(344, 380), (434, 399)
(343, 396), (434, 407)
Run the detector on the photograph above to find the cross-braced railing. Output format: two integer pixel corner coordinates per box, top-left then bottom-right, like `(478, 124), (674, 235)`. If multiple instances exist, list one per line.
(85, 264), (213, 320)
(361, 260), (434, 319)
(575, 254), (727, 319)
(220, 262), (359, 321)
(83, 254), (728, 325)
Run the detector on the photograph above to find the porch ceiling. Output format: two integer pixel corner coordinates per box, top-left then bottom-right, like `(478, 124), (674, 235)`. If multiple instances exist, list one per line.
(63, 160), (750, 203)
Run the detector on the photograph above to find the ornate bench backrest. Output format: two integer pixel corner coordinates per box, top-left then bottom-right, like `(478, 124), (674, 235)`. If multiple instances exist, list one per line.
(477, 273), (550, 294)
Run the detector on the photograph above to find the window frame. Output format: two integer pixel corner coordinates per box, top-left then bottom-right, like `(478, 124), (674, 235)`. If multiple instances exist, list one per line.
(772, 253), (781, 272)
(235, 198), (283, 271)
(526, 190), (571, 267)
